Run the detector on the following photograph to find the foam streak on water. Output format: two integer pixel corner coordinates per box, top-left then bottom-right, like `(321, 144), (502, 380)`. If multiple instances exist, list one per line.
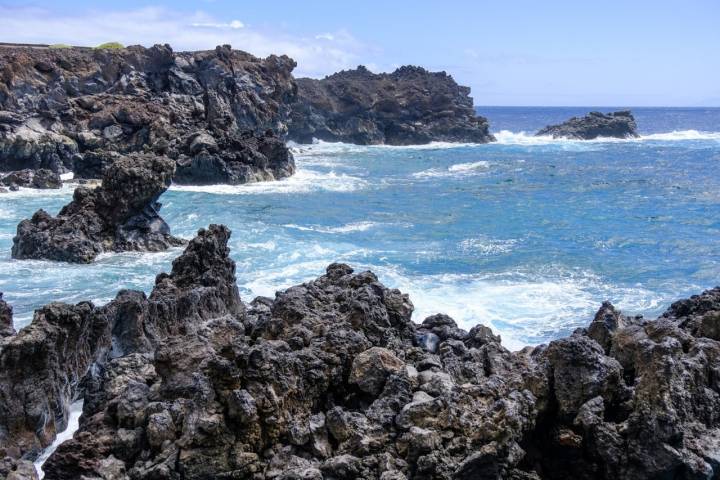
(34, 400), (83, 478)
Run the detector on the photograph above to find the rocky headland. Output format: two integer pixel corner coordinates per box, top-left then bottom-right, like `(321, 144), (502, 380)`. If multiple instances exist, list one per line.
(536, 111), (639, 139)
(0, 44), (297, 184)
(11, 153), (183, 263)
(288, 66), (495, 145)
(0, 225), (718, 479)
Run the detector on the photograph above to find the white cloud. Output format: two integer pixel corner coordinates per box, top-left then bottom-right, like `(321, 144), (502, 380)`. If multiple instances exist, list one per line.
(191, 19), (244, 29)
(0, 6), (372, 78)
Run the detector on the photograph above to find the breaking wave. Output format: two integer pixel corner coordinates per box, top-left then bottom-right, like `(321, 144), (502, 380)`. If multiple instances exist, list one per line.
(170, 168), (368, 195)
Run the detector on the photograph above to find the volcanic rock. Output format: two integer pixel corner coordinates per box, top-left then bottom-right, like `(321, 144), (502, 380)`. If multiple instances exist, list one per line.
(536, 110), (639, 139)
(11, 153), (183, 263)
(0, 224), (239, 468)
(288, 65), (495, 145)
(0, 44), (297, 183)
(2, 225), (720, 478)
(0, 293), (13, 338)
(0, 168), (62, 189)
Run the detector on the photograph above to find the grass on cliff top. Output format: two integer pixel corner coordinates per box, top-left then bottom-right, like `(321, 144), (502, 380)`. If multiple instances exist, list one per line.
(95, 42), (124, 50)
(49, 43), (72, 49)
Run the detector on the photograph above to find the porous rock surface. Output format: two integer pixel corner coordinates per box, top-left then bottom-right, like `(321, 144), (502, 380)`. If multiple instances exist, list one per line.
(535, 111), (639, 139)
(1, 226), (719, 479)
(0, 44), (297, 184)
(288, 66), (495, 145)
(11, 153), (183, 263)
(0, 168), (61, 191)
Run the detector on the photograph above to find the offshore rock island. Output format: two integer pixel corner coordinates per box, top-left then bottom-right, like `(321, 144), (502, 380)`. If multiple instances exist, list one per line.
(0, 226), (719, 479)
(536, 111), (639, 140)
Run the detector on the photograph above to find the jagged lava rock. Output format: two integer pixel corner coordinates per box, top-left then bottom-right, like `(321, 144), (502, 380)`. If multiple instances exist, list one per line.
(0, 225), (239, 469)
(2, 225), (720, 478)
(288, 65), (495, 145)
(536, 110), (639, 139)
(0, 44), (297, 183)
(11, 153), (183, 263)
(0, 293), (14, 338)
(0, 168), (62, 190)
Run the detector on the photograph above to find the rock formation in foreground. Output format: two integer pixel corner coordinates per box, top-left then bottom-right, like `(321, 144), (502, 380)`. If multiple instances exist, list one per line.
(11, 153), (183, 263)
(0, 44), (296, 184)
(288, 66), (495, 145)
(536, 110), (639, 139)
(0, 225), (718, 479)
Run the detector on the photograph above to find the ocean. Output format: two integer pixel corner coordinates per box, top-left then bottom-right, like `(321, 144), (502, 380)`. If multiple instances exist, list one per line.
(1, 107), (719, 350)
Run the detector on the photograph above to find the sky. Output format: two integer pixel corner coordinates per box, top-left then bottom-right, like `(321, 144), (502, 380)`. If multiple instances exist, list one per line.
(1, 0), (718, 106)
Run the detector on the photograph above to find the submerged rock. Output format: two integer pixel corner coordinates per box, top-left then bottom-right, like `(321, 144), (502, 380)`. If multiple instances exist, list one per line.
(11, 153), (183, 263)
(288, 65), (495, 145)
(0, 44), (297, 184)
(2, 226), (719, 479)
(536, 110), (639, 139)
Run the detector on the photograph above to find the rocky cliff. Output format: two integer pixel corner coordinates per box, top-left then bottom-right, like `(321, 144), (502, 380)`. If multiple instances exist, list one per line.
(288, 66), (495, 145)
(536, 111), (639, 139)
(1, 225), (718, 479)
(0, 44), (297, 183)
(12, 153), (183, 263)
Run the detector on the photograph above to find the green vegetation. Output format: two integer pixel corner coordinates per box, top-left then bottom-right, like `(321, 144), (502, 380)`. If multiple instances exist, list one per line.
(95, 42), (124, 50)
(48, 43), (72, 49)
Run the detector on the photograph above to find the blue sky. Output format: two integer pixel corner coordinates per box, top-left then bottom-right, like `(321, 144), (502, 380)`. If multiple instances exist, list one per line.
(1, 0), (718, 106)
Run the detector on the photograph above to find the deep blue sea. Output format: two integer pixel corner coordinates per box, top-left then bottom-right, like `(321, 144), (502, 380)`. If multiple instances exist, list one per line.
(2, 107), (719, 349)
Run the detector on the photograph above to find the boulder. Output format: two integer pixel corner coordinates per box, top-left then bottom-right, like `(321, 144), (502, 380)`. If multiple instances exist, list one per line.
(12, 153), (184, 263)
(536, 110), (639, 139)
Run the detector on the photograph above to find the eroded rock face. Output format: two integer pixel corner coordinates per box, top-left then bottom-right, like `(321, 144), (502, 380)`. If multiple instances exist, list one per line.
(0, 44), (297, 183)
(0, 293), (14, 338)
(12, 153), (183, 263)
(536, 111), (639, 139)
(0, 301), (108, 458)
(0, 225), (239, 468)
(288, 65), (495, 145)
(2, 228), (720, 479)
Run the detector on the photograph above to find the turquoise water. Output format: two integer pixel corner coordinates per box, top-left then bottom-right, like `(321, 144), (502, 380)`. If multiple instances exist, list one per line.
(2, 107), (719, 349)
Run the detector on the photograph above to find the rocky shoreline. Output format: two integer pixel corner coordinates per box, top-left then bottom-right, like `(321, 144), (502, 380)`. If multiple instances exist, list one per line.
(0, 225), (718, 479)
(0, 44), (500, 188)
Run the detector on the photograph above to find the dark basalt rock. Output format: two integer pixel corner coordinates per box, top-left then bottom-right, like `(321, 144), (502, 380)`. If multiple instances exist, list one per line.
(173, 129), (295, 185)
(11, 153), (184, 263)
(0, 168), (62, 190)
(2, 226), (720, 479)
(0, 293), (13, 338)
(288, 65), (495, 145)
(0, 225), (238, 469)
(536, 111), (639, 139)
(0, 44), (297, 184)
